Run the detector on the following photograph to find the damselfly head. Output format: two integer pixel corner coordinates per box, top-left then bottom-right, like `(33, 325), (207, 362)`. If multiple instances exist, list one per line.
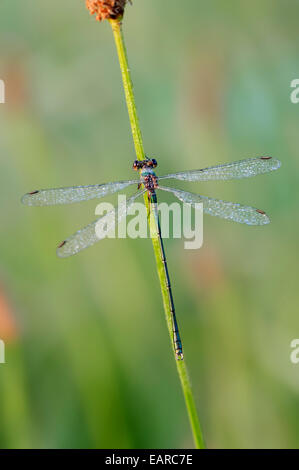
(132, 158), (158, 171)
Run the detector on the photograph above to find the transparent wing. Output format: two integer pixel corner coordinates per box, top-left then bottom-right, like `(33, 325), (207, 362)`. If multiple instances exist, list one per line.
(159, 186), (270, 225)
(57, 189), (145, 258)
(159, 157), (281, 182)
(21, 180), (139, 206)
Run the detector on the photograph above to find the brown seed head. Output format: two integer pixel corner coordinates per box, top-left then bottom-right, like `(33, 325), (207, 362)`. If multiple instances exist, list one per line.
(85, 0), (128, 22)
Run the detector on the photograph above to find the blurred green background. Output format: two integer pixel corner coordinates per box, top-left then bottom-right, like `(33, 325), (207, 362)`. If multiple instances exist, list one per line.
(0, 0), (298, 449)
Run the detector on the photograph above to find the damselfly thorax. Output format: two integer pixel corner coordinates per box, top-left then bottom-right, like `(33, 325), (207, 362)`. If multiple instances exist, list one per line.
(133, 158), (159, 199)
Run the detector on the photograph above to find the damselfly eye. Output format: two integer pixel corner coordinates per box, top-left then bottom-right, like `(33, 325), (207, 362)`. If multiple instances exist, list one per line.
(132, 160), (139, 170)
(152, 159), (157, 168)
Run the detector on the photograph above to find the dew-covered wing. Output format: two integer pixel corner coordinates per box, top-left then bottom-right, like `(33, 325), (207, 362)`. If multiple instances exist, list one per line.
(22, 180), (138, 206)
(159, 157), (281, 182)
(159, 186), (270, 225)
(56, 190), (145, 258)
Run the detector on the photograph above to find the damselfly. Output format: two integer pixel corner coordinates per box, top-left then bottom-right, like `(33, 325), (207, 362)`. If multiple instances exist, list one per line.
(22, 156), (281, 359)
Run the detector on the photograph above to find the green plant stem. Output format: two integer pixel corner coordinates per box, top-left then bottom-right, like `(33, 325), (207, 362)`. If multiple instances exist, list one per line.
(109, 18), (145, 162)
(109, 17), (205, 449)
